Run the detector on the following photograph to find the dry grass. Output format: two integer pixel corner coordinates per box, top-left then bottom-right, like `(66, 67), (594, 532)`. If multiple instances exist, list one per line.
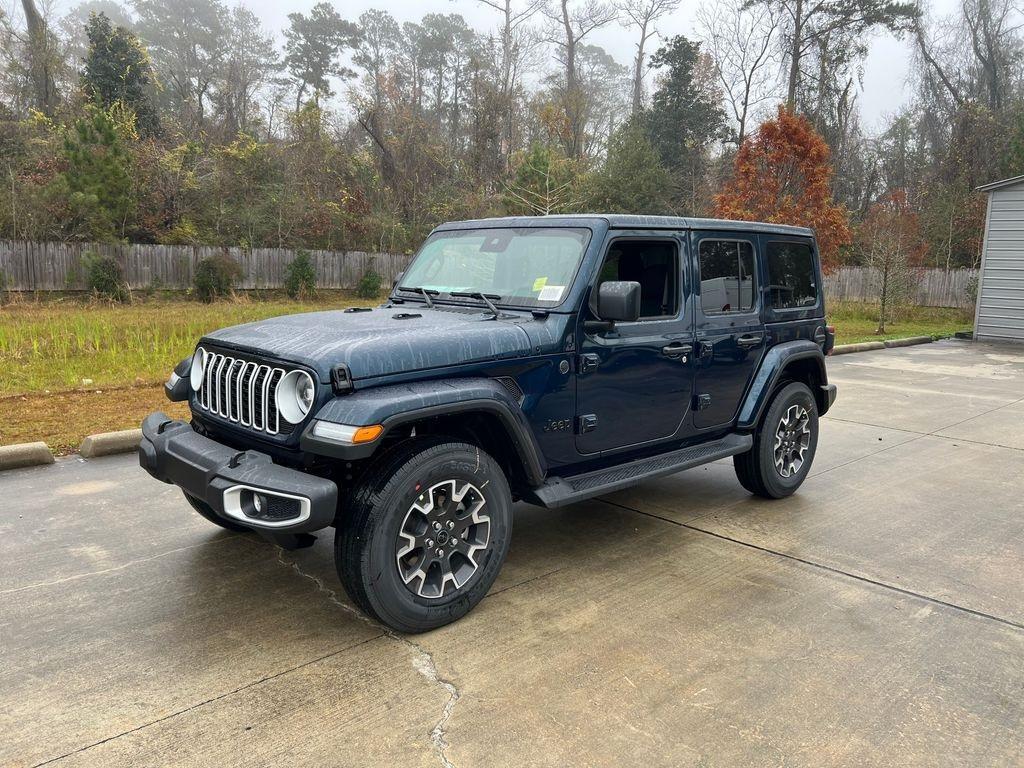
(0, 385), (190, 455)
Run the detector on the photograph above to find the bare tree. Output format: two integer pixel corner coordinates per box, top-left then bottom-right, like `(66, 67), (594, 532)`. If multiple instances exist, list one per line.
(749, 0), (917, 109)
(617, 0), (680, 114)
(544, 0), (618, 157)
(696, 0), (781, 143)
(472, 0), (546, 159)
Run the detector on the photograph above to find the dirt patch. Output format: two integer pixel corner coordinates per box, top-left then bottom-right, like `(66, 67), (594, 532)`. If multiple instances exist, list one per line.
(0, 386), (190, 455)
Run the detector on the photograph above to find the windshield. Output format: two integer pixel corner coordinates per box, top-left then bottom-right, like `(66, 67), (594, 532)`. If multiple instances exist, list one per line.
(399, 227), (591, 307)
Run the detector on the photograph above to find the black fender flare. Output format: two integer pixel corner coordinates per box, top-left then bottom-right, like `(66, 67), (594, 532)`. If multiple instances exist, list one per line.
(737, 340), (831, 430)
(300, 378), (547, 486)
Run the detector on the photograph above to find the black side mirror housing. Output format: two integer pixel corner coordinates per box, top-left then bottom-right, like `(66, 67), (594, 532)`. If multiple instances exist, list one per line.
(596, 280), (641, 323)
(392, 271), (404, 290)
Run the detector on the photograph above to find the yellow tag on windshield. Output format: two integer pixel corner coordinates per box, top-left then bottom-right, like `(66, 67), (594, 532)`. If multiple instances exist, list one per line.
(532, 277), (548, 292)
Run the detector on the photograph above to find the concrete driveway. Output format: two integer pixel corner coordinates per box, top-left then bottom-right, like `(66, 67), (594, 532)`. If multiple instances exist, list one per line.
(2, 340), (1022, 767)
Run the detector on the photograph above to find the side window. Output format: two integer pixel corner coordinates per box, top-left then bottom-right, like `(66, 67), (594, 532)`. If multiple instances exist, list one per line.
(698, 240), (756, 315)
(597, 240), (679, 319)
(766, 242), (818, 309)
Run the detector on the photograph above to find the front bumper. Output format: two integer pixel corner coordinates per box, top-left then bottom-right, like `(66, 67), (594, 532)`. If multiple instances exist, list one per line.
(139, 412), (338, 533)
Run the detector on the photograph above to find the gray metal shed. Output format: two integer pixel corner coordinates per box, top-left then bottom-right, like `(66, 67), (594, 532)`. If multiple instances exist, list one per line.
(975, 176), (1024, 343)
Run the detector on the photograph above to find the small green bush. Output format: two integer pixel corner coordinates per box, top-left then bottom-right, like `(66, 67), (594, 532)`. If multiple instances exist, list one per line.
(194, 254), (241, 302)
(0, 270), (7, 305)
(83, 251), (129, 302)
(355, 269), (382, 299)
(284, 250), (317, 299)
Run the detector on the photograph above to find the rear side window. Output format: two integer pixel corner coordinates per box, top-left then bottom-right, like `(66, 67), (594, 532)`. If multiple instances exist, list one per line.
(766, 242), (818, 309)
(698, 240), (755, 315)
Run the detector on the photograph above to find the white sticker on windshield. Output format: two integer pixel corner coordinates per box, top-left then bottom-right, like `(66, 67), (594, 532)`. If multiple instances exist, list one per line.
(538, 285), (565, 302)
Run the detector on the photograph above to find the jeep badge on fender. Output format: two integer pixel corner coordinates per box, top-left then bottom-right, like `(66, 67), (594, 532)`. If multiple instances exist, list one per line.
(140, 215), (836, 633)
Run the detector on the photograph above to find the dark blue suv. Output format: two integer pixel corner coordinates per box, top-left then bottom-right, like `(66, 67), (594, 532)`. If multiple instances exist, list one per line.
(141, 215), (836, 632)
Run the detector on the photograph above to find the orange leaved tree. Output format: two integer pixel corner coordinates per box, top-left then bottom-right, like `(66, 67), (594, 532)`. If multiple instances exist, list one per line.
(714, 106), (851, 271)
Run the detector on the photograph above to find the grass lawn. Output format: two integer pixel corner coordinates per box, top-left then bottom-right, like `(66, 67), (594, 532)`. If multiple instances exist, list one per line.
(0, 291), (376, 395)
(0, 291), (377, 453)
(1, 294), (972, 453)
(828, 302), (974, 346)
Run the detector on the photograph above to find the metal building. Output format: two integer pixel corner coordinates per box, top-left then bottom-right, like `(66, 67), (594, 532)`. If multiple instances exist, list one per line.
(976, 176), (1024, 343)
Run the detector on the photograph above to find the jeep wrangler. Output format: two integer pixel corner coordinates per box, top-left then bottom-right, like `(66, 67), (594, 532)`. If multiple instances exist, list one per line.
(140, 215), (836, 632)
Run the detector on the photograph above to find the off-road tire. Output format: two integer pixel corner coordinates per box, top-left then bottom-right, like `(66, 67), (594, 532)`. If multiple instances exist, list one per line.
(734, 381), (819, 499)
(336, 437), (513, 633)
(182, 491), (251, 532)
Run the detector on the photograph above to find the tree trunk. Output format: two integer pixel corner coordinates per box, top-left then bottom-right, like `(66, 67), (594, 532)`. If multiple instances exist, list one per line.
(21, 0), (59, 115)
(631, 18), (649, 115)
(785, 0), (803, 110)
(560, 0), (582, 158)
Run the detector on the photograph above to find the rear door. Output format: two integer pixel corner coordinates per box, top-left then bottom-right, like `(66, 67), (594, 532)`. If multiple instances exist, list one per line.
(691, 230), (765, 429)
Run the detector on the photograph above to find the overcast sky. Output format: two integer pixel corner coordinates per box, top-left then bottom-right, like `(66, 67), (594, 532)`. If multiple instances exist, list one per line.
(50, 0), (961, 131)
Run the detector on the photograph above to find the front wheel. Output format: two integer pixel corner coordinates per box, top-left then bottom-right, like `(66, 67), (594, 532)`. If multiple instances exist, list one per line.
(734, 381), (819, 499)
(336, 437), (513, 633)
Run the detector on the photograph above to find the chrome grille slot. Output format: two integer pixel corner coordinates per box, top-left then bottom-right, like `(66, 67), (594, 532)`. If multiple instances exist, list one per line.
(195, 351), (295, 436)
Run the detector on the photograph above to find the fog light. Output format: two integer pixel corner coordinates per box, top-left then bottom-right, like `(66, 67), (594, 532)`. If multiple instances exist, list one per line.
(222, 485), (311, 527)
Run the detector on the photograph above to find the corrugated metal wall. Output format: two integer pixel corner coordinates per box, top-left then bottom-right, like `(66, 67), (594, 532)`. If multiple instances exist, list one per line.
(976, 186), (1024, 343)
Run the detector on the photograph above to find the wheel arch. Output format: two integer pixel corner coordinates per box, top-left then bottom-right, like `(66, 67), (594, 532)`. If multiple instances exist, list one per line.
(301, 378), (547, 490)
(737, 340), (831, 430)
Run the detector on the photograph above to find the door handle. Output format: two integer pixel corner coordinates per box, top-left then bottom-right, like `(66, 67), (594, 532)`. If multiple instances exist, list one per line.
(736, 334), (763, 348)
(662, 343), (693, 359)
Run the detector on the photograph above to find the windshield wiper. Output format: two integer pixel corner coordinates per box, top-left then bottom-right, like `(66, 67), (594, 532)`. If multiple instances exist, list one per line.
(397, 286), (438, 308)
(450, 291), (501, 317)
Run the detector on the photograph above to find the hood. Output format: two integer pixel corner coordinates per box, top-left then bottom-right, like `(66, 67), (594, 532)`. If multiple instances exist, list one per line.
(201, 305), (535, 381)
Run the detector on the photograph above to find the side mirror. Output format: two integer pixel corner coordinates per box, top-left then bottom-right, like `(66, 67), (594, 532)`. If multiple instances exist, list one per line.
(596, 280), (641, 323)
(392, 271), (404, 290)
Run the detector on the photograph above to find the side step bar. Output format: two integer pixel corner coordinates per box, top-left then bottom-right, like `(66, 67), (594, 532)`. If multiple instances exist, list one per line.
(523, 433), (752, 509)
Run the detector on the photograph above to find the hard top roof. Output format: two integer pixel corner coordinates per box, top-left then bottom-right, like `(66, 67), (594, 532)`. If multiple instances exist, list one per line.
(433, 214), (814, 237)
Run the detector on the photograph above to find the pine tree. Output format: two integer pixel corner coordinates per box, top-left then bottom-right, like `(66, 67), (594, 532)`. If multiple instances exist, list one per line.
(58, 107), (134, 240)
(583, 122), (672, 213)
(81, 13), (159, 137)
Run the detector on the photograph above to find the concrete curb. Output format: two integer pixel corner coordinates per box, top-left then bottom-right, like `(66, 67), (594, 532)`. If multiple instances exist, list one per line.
(883, 335), (934, 349)
(0, 442), (55, 470)
(79, 429), (142, 459)
(832, 335), (938, 356)
(831, 341), (886, 355)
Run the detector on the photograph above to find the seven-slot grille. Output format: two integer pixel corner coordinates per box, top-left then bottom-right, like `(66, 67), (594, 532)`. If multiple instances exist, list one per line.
(197, 352), (292, 435)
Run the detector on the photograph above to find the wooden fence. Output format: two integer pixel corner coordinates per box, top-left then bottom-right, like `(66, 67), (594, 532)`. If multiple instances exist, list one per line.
(0, 240), (977, 308)
(0, 241), (412, 292)
(824, 266), (977, 308)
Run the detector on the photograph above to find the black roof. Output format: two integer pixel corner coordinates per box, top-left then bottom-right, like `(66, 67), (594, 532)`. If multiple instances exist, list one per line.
(434, 214), (814, 237)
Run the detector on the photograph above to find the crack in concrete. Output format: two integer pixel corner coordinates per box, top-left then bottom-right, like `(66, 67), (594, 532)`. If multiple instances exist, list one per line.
(275, 548), (461, 768)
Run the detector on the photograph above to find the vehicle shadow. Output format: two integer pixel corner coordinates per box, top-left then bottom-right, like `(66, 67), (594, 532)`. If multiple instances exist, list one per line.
(168, 497), (678, 632)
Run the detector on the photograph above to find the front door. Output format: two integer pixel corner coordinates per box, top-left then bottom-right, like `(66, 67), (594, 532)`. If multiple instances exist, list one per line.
(691, 231), (766, 429)
(575, 234), (695, 455)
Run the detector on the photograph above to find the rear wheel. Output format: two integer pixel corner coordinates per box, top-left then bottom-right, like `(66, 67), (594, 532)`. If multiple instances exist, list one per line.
(336, 437), (512, 633)
(182, 491), (251, 532)
(734, 381), (819, 499)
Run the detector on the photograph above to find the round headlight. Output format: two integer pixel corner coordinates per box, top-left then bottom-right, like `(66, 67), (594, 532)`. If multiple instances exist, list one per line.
(297, 373), (315, 412)
(190, 347), (207, 390)
(276, 370), (315, 424)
